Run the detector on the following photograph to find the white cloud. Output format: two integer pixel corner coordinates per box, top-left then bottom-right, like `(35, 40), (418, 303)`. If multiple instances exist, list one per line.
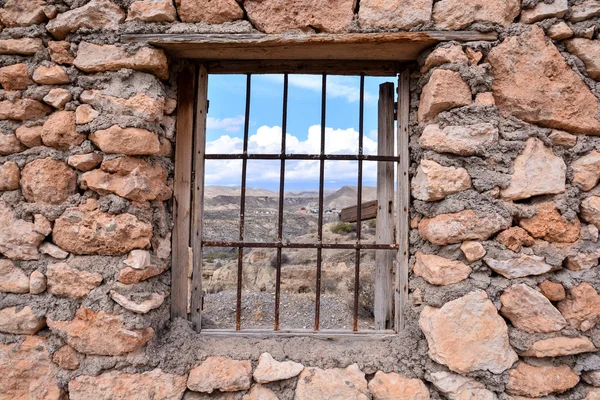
(256, 75), (373, 103)
(206, 115), (245, 133)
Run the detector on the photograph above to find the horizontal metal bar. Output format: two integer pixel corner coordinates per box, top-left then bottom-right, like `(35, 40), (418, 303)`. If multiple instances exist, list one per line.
(199, 328), (397, 338)
(204, 153), (400, 162)
(202, 241), (398, 250)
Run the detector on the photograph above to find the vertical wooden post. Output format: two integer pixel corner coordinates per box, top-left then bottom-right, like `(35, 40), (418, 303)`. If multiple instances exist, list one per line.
(171, 66), (197, 320)
(395, 69), (410, 332)
(374, 82), (395, 330)
(191, 65), (209, 331)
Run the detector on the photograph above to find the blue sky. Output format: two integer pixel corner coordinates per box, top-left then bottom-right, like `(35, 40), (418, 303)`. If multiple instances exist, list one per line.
(205, 74), (396, 191)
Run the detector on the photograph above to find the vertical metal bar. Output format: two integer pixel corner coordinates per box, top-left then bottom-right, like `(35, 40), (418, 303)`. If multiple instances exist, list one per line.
(314, 74), (326, 331)
(236, 74), (251, 331)
(274, 74), (288, 331)
(353, 74), (365, 332)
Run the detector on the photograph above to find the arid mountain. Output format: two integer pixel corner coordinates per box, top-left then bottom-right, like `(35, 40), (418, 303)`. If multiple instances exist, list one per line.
(323, 186), (377, 210)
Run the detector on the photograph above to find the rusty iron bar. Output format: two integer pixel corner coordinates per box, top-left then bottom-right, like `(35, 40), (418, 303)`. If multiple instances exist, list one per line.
(353, 74), (365, 332)
(202, 241), (398, 250)
(205, 153), (399, 162)
(274, 74), (288, 331)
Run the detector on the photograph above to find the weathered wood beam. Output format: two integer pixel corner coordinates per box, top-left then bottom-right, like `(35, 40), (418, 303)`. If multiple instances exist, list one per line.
(340, 200), (378, 223)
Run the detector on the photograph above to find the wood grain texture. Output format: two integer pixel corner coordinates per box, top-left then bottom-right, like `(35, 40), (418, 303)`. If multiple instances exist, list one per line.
(205, 60), (405, 75)
(340, 200), (378, 223)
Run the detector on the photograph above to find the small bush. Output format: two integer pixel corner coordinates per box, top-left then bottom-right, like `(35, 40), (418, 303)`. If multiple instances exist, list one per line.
(269, 253), (290, 268)
(330, 222), (355, 234)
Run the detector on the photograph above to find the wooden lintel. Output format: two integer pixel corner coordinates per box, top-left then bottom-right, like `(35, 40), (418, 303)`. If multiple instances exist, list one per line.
(121, 31), (498, 61)
(340, 200), (378, 223)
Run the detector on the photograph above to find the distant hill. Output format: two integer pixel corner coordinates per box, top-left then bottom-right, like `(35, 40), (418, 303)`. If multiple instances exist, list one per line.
(323, 186), (377, 210)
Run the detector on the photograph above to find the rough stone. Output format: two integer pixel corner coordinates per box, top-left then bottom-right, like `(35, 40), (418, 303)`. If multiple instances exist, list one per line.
(547, 21), (573, 40)
(581, 197), (600, 229)
(29, 270), (47, 294)
(484, 254), (553, 279)
(69, 369), (187, 400)
(411, 159), (471, 201)
(39, 242), (69, 259)
(0, 259), (29, 294)
(419, 123), (498, 156)
(500, 283), (567, 333)
(583, 371), (600, 387)
(570, 0), (600, 22)
(0, 38), (44, 55)
(414, 252), (471, 286)
(507, 363), (579, 397)
(110, 290), (166, 313)
(53, 345), (80, 370)
(53, 202), (153, 255)
(68, 152), (103, 171)
(428, 371), (496, 400)
(421, 45), (468, 73)
(48, 307), (153, 356)
(124, 249), (152, 270)
(253, 352), (304, 383)
(566, 251), (599, 271)
(549, 129), (577, 147)
(0, 132), (25, 155)
(488, 26), (600, 135)
(48, 41), (74, 65)
(294, 364), (370, 400)
(588, 387), (600, 399)
(539, 280), (566, 301)
(127, 0), (177, 22)
(573, 151), (600, 191)
(565, 39), (600, 80)
(0, 63), (32, 91)
(418, 69), (471, 123)
(418, 210), (511, 246)
(75, 104), (100, 124)
(519, 202), (580, 243)
(358, 0), (433, 30)
(368, 371), (430, 400)
(419, 290), (517, 374)
(187, 356), (252, 393)
(89, 125), (160, 155)
(0, 98), (51, 121)
(178, 0), (243, 24)
(558, 283), (600, 331)
(74, 42), (169, 80)
(42, 111), (85, 149)
(0, 200), (46, 260)
(243, 385), (279, 400)
(0, 0), (47, 27)
(474, 92), (495, 106)
(433, 0), (520, 29)
(81, 90), (164, 122)
(0, 161), (20, 191)
(0, 305), (46, 334)
(460, 241), (486, 262)
(15, 125), (43, 148)
(43, 88), (72, 109)
(496, 227), (534, 252)
(521, 336), (597, 357)
(32, 64), (70, 85)
(20, 158), (77, 204)
(47, 0), (126, 39)
(520, 0), (568, 23)
(46, 263), (103, 299)
(118, 264), (168, 284)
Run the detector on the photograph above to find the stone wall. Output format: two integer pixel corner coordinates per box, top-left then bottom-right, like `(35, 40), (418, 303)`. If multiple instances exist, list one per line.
(1, 0), (600, 399)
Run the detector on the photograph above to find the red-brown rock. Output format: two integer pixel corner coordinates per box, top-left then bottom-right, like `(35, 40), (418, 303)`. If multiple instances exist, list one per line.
(433, 0), (520, 29)
(43, 88), (72, 109)
(0, 305), (46, 334)
(53, 345), (80, 370)
(0, 38), (43, 55)
(187, 356), (252, 393)
(48, 41), (75, 65)
(81, 90), (164, 122)
(0, 0), (47, 28)
(15, 125), (43, 148)
(411, 159), (471, 201)
(539, 280), (566, 302)
(68, 152), (103, 171)
(178, 0), (243, 23)
(0, 98), (51, 121)
(419, 123), (498, 156)
(0, 161), (19, 191)
(0, 200), (47, 260)
(558, 283), (600, 331)
(0, 132), (26, 155)
(41, 111), (85, 149)
(418, 69), (471, 123)
(20, 158), (77, 204)
(521, 336), (597, 357)
(117, 264), (168, 284)
(294, 364), (370, 400)
(46, 263), (103, 299)
(414, 252), (471, 285)
(519, 202), (580, 243)
(0, 259), (29, 294)
(32, 64), (70, 85)
(368, 371), (430, 400)
(127, 0), (177, 22)
(567, 38), (600, 80)
(0, 63), (32, 90)
(46, 0), (125, 40)
(507, 363), (579, 397)
(89, 125), (160, 155)
(573, 151), (600, 191)
(358, 0), (433, 30)
(418, 210), (511, 245)
(496, 226), (534, 252)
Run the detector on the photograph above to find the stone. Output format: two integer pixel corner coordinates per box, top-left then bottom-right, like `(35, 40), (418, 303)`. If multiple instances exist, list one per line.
(47, 307), (153, 356)
(294, 364), (370, 400)
(0, 161), (19, 191)
(69, 369), (187, 400)
(582, 26), (596, 39)
(519, 202), (580, 243)
(433, 0), (520, 29)
(488, 26), (600, 135)
(419, 123), (498, 156)
(89, 125), (160, 155)
(0, 305), (46, 334)
(414, 252), (471, 285)
(588, 387), (600, 399)
(0, 200), (46, 260)
(253, 352), (304, 383)
(0, 336), (64, 400)
(110, 290), (166, 314)
(0, 63), (32, 90)
(547, 21), (574, 40)
(47, 0), (126, 39)
(496, 227), (534, 252)
(81, 156), (172, 202)
(558, 283), (600, 331)
(243, 385), (279, 400)
(46, 263), (103, 299)
(0, 38), (43, 55)
(466, 47), (483, 65)
(15, 125), (43, 147)
(583, 371), (600, 387)
(485, 254), (553, 279)
(127, 0), (177, 22)
(178, 0), (243, 24)
(549, 129), (577, 147)
(418, 210), (511, 245)
(521, 336), (597, 357)
(520, 0), (568, 23)
(43, 88), (72, 109)
(39, 242), (69, 259)
(582, 196), (600, 230)
(81, 90), (165, 122)
(164, 98), (177, 114)
(0, 132), (25, 155)
(0, 98), (51, 121)
(20, 158), (77, 204)
(53, 345), (79, 370)
(48, 41), (74, 65)
(68, 152), (103, 171)
(0, 259), (29, 293)
(566, 39), (600, 80)
(421, 45), (468, 73)
(419, 290), (517, 374)
(187, 356), (252, 393)
(501, 138), (566, 200)
(566, 251), (599, 271)
(74, 42), (169, 80)
(244, 0), (355, 34)
(507, 363), (579, 397)
(411, 159), (471, 201)
(358, 0), (433, 30)
(124, 249), (152, 270)
(32, 64), (70, 85)
(29, 270), (46, 294)
(460, 241), (486, 262)
(118, 264), (168, 284)
(34, 214), (52, 236)
(0, 0), (47, 27)
(418, 69), (471, 123)
(368, 371), (430, 400)
(570, 0), (600, 22)
(474, 92), (495, 106)
(539, 280), (566, 301)
(53, 203), (153, 255)
(428, 371), (496, 400)
(75, 104), (100, 124)
(500, 283), (567, 333)
(42, 111), (85, 149)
